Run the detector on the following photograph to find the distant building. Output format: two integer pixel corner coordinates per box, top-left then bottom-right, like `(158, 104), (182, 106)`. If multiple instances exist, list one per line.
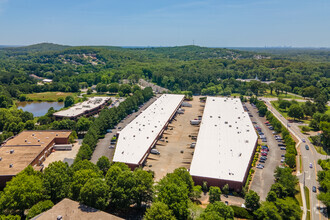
(189, 97), (258, 191)
(32, 198), (123, 220)
(53, 97), (111, 120)
(42, 79), (53, 83)
(113, 94), (185, 169)
(0, 130), (71, 188)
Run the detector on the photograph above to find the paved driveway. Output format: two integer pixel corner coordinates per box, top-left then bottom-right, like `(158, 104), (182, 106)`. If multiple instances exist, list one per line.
(248, 103), (282, 201)
(90, 95), (159, 163)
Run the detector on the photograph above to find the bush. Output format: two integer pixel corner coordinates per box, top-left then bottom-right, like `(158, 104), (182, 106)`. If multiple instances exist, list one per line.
(57, 97), (64, 102)
(26, 200), (54, 219)
(230, 205), (253, 219)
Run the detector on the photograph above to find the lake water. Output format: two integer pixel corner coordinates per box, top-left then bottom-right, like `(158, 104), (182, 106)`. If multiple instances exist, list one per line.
(17, 101), (64, 117)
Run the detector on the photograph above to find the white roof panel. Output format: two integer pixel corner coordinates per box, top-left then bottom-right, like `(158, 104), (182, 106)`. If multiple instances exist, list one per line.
(189, 97), (258, 183)
(54, 97), (110, 118)
(113, 94), (185, 165)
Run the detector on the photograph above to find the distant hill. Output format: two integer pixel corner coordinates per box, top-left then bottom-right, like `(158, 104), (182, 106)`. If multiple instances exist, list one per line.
(2, 43), (70, 53)
(231, 47), (330, 62)
(129, 45), (264, 61)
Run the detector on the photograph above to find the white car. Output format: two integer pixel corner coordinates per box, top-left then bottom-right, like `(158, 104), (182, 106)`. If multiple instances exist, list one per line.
(309, 163), (313, 168)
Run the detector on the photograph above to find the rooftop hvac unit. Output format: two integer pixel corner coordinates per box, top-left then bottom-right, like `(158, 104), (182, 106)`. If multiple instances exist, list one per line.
(10, 149), (14, 154)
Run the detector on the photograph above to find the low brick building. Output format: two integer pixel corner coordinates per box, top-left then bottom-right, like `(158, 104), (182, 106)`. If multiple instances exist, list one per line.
(0, 130), (71, 188)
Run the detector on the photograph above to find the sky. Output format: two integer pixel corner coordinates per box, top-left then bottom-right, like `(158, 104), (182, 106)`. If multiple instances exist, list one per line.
(0, 0), (329, 47)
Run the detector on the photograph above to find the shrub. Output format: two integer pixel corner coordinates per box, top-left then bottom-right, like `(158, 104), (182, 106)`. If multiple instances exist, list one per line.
(230, 205), (253, 219)
(26, 200), (54, 219)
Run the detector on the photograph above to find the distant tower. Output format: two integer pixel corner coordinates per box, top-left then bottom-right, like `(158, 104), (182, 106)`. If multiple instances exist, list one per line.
(255, 74), (259, 81)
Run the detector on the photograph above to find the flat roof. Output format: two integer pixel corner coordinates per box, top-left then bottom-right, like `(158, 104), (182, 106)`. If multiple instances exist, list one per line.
(33, 198), (123, 220)
(189, 97), (258, 183)
(113, 94), (184, 165)
(0, 131), (71, 176)
(53, 97), (110, 118)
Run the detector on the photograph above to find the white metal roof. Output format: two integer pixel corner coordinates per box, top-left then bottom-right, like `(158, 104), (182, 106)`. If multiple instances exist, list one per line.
(189, 97), (258, 183)
(113, 94), (185, 165)
(53, 97), (110, 118)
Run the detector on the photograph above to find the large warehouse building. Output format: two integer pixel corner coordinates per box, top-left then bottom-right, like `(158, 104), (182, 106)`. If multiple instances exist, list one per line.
(54, 97), (111, 120)
(0, 131), (71, 188)
(113, 94), (185, 169)
(189, 97), (258, 191)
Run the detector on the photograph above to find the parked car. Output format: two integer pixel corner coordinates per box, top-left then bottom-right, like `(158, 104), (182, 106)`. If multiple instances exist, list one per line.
(260, 156), (267, 160)
(278, 143), (286, 147)
(262, 138), (267, 142)
(309, 163), (313, 168)
(281, 158), (285, 163)
(261, 152), (268, 156)
(256, 164), (264, 169)
(151, 149), (160, 155)
(280, 147), (286, 150)
(312, 186), (317, 193)
(305, 145), (309, 150)
(259, 159), (266, 163)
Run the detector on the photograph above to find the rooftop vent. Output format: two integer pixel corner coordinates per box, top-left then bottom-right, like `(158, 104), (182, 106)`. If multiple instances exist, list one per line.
(0, 157), (2, 161)
(38, 139), (40, 142)
(10, 149), (14, 154)
(56, 134), (58, 136)
(245, 140), (249, 143)
(57, 215), (63, 220)
(225, 121), (228, 124)
(25, 139), (27, 142)
(32, 133), (35, 136)
(9, 164), (13, 168)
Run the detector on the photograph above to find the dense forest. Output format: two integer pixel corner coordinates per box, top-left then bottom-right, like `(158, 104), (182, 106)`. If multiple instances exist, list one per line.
(0, 43), (329, 106)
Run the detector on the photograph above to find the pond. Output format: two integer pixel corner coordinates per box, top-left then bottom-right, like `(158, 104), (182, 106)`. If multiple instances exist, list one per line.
(17, 101), (64, 117)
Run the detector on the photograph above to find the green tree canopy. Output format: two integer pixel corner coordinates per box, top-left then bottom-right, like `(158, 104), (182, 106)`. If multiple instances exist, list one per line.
(144, 202), (176, 220)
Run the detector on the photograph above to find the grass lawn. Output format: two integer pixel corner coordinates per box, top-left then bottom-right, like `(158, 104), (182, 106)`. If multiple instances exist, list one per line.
(295, 184), (303, 207)
(263, 90), (303, 99)
(299, 155), (303, 173)
(308, 137), (328, 155)
(271, 101), (310, 124)
(189, 201), (204, 219)
(305, 186), (311, 220)
(25, 92), (77, 102)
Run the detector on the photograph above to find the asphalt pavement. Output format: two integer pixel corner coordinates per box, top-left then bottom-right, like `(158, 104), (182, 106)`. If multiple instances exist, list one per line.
(263, 98), (328, 220)
(247, 102), (283, 201)
(90, 95), (159, 163)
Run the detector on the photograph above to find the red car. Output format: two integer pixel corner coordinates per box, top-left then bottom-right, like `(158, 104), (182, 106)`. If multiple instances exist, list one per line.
(261, 152), (268, 156)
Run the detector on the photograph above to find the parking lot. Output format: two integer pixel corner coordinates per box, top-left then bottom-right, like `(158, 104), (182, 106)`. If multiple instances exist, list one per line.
(90, 95), (159, 163)
(247, 102), (283, 201)
(143, 97), (204, 181)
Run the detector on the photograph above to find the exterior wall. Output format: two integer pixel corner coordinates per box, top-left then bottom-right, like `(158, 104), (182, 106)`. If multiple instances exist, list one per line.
(192, 139), (258, 192)
(126, 163), (139, 171)
(192, 175), (243, 191)
(0, 175), (14, 189)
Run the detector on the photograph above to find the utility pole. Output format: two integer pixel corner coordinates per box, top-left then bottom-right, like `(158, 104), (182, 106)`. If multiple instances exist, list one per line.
(303, 171), (305, 188)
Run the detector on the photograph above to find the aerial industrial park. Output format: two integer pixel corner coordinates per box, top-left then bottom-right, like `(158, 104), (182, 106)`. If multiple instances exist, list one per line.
(0, 3), (329, 217)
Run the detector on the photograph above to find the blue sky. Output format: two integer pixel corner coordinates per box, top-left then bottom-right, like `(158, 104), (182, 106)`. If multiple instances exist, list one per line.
(0, 0), (329, 47)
